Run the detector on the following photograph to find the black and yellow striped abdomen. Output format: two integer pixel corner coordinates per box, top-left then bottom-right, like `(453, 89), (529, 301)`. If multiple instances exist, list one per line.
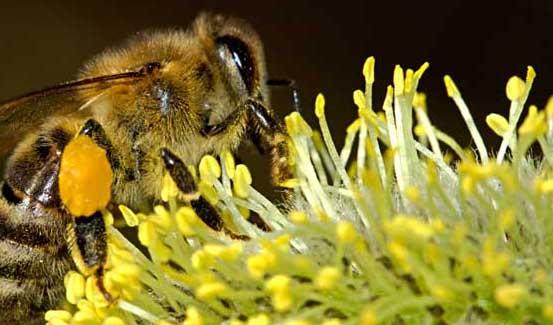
(0, 125), (74, 324)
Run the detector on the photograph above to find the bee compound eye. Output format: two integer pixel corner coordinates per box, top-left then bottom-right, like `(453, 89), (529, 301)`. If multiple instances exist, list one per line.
(216, 35), (255, 92)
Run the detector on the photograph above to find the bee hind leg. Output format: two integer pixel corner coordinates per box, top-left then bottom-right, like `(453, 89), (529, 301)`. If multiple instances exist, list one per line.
(160, 148), (248, 240)
(67, 211), (113, 302)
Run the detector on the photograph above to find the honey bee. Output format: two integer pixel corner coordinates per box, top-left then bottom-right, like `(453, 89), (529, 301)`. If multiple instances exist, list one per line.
(0, 13), (296, 324)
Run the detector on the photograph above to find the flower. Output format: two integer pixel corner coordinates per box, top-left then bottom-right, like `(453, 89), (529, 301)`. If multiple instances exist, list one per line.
(48, 57), (553, 325)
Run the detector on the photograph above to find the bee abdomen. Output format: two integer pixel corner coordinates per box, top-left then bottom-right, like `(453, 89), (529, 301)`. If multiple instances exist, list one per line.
(0, 185), (72, 323)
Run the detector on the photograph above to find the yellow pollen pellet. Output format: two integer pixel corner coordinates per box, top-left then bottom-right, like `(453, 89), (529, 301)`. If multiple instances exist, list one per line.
(59, 135), (113, 217)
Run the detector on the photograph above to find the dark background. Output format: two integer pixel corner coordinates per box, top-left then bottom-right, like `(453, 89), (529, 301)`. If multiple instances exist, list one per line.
(0, 0), (552, 190)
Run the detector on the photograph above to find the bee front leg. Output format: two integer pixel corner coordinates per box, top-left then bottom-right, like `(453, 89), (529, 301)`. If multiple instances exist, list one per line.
(160, 148), (249, 239)
(246, 100), (293, 186)
(61, 118), (116, 302)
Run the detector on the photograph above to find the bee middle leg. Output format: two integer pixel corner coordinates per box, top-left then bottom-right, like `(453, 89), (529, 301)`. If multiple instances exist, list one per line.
(160, 148), (248, 239)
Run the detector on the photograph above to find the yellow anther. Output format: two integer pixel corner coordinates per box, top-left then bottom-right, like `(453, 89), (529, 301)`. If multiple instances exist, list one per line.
(321, 319), (342, 325)
(247, 314), (270, 325)
(196, 281), (228, 301)
(363, 56), (375, 84)
(544, 304), (553, 319)
(413, 92), (427, 109)
(414, 125), (426, 137)
(45, 310), (72, 322)
(353, 90), (366, 109)
(346, 118), (361, 134)
(393, 65), (405, 95)
(138, 220), (157, 247)
(519, 105), (546, 136)
(360, 308), (378, 325)
(279, 178), (299, 189)
(59, 135), (113, 217)
(199, 155), (221, 184)
(414, 62), (430, 80)
(495, 283), (526, 308)
(315, 93), (326, 118)
(103, 317), (127, 325)
(198, 180), (219, 205)
(285, 112), (312, 137)
(221, 149), (236, 179)
(234, 164), (252, 198)
(387, 241), (410, 271)
(183, 306), (203, 325)
(289, 210), (308, 224)
(443, 75), (460, 98)
(247, 251), (277, 279)
(499, 209), (515, 230)
(404, 68), (414, 93)
(284, 320), (309, 325)
(505, 76), (526, 101)
(336, 221), (358, 243)
(161, 173), (179, 202)
(191, 249), (214, 270)
(430, 284), (453, 303)
(314, 266), (341, 290)
(486, 113), (510, 136)
(265, 274), (291, 293)
(404, 185), (421, 203)
(175, 206), (199, 236)
(64, 271), (85, 304)
(526, 66), (536, 82)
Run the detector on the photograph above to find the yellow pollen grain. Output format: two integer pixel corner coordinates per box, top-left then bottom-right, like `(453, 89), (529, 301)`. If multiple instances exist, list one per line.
(59, 135), (113, 217)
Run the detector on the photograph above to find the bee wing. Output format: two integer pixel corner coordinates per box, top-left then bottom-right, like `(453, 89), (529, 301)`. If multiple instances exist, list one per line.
(0, 71), (146, 157)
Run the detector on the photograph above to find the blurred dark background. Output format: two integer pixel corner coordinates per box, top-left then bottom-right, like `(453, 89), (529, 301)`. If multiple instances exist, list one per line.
(0, 0), (552, 191)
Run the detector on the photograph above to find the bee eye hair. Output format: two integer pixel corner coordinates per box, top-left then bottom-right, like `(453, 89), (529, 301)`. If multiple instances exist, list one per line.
(216, 35), (255, 93)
